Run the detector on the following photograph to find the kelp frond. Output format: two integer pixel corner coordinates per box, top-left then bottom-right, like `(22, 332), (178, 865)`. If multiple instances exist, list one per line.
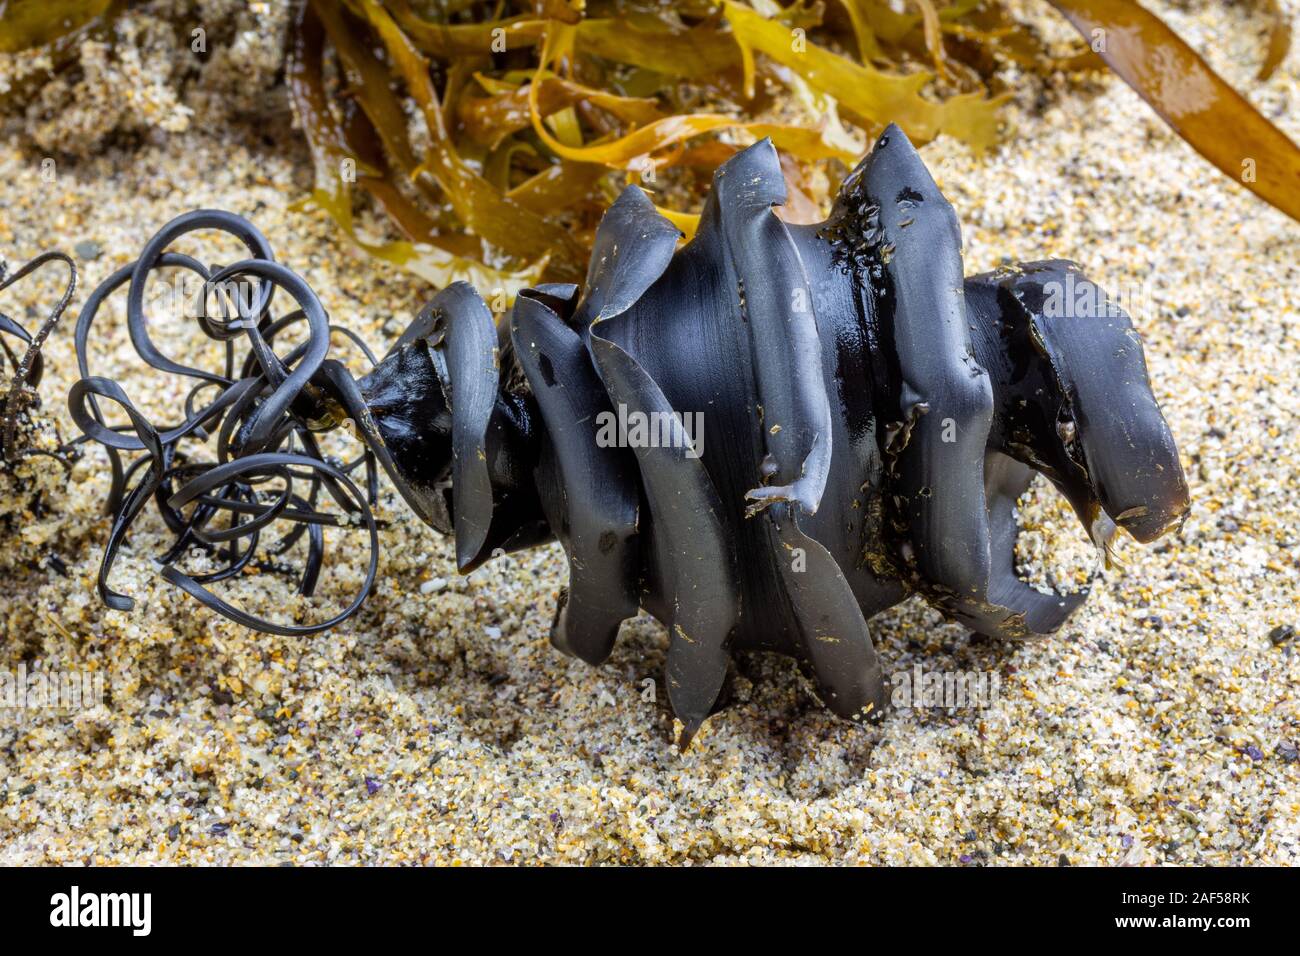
(4, 0), (1298, 288)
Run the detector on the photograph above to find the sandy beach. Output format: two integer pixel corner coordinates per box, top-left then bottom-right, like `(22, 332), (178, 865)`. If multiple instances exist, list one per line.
(0, 0), (1297, 864)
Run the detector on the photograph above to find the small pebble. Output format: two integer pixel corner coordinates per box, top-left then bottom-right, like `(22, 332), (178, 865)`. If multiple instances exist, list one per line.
(73, 240), (102, 260)
(1268, 624), (1295, 646)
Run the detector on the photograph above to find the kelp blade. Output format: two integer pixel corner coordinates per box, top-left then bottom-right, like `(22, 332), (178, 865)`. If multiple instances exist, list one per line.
(723, 1), (1006, 150)
(1258, 0), (1292, 82)
(288, 1), (543, 294)
(528, 22), (859, 168)
(0, 0), (113, 53)
(358, 0), (586, 282)
(1047, 0), (1300, 223)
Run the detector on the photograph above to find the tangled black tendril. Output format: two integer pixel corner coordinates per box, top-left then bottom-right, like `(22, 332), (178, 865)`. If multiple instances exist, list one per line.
(1, 251), (78, 468)
(68, 210), (381, 636)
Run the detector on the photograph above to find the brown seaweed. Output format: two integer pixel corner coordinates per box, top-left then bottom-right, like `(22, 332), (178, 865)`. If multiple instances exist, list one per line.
(0, 0), (118, 53)
(8, 2), (1294, 288)
(1047, 0), (1300, 223)
(281, 0), (1300, 290)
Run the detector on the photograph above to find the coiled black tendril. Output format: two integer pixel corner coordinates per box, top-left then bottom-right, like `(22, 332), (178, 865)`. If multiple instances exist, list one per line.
(68, 211), (380, 636)
(1, 251), (78, 468)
